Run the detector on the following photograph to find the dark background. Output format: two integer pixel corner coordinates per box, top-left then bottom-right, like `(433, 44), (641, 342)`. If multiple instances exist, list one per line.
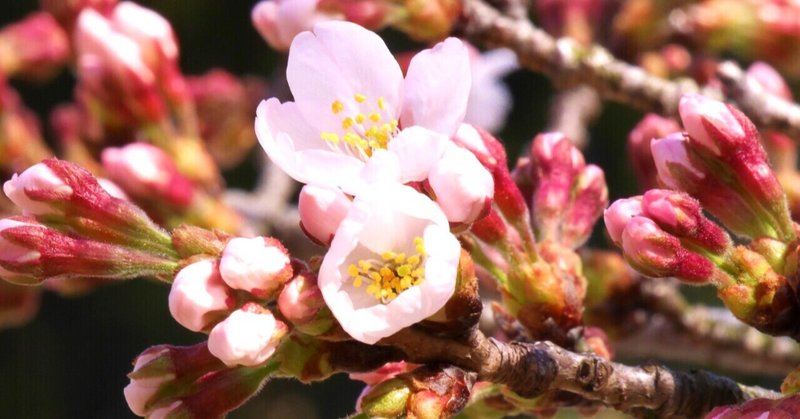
(0, 1), (654, 418)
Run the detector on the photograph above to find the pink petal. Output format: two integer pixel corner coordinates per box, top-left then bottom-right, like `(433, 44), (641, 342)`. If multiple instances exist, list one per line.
(286, 21), (403, 135)
(387, 126), (448, 183)
(401, 37), (471, 137)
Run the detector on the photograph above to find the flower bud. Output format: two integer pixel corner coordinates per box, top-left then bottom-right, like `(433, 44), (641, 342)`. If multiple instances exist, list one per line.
(208, 303), (288, 367)
(451, 123), (507, 172)
(101, 142), (195, 208)
(251, 0), (337, 52)
(747, 61), (793, 100)
(111, 2), (179, 67)
(168, 259), (233, 332)
(603, 197), (642, 245)
(627, 114), (681, 190)
(359, 365), (474, 418)
(640, 189), (732, 256)
(651, 133), (791, 241)
(298, 184), (352, 246)
(277, 272), (333, 335)
(188, 69), (263, 169)
(428, 143), (493, 226)
(350, 361), (418, 386)
(74, 8), (165, 123)
(219, 237), (292, 298)
(620, 216), (717, 284)
(391, 0), (461, 42)
(0, 12), (69, 81)
(0, 216), (178, 286)
(39, 0), (117, 30)
(4, 162), (71, 216)
(5, 159), (176, 256)
(561, 165), (607, 248)
(469, 207), (507, 245)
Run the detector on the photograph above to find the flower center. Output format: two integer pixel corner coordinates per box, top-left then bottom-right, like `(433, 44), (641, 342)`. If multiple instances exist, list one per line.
(347, 237), (426, 303)
(320, 93), (399, 160)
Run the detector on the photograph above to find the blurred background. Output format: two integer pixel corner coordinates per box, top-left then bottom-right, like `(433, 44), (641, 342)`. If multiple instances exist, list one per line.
(1, 0), (776, 418)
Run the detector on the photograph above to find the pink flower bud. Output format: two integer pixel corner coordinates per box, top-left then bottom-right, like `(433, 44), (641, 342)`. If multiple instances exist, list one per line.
(641, 189), (731, 255)
(678, 94), (747, 156)
(207, 303), (288, 367)
(96, 178), (129, 201)
(561, 164), (607, 248)
(603, 197), (642, 245)
(451, 123), (507, 172)
(101, 143), (195, 208)
(627, 114), (681, 190)
(3, 162), (72, 216)
(252, 0), (335, 52)
(0, 13), (70, 80)
(350, 361), (418, 385)
(218, 237), (292, 298)
(124, 347), (173, 416)
(4, 159), (174, 255)
(298, 184), (352, 246)
(428, 144), (493, 225)
(168, 259), (233, 332)
(650, 132), (704, 191)
(111, 2), (178, 65)
(469, 207), (507, 244)
(277, 272), (332, 335)
(747, 61), (793, 100)
(0, 216), (177, 285)
(620, 216), (714, 283)
(123, 342), (225, 417)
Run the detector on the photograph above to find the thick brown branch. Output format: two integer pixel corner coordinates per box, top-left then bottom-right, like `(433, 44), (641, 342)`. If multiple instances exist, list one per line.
(366, 328), (780, 418)
(458, 0), (800, 140)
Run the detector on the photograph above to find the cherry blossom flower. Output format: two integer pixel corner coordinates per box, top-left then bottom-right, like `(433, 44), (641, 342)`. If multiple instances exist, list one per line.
(318, 182), (461, 344)
(256, 21), (470, 195)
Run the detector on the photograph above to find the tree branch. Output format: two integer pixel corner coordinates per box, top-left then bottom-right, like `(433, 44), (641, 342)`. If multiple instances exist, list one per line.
(457, 0), (800, 139)
(325, 328), (781, 418)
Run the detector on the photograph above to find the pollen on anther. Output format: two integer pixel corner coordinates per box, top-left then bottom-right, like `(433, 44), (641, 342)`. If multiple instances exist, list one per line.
(369, 113), (381, 123)
(377, 97), (386, 110)
(354, 93), (366, 103)
(355, 113), (366, 124)
(331, 100), (345, 114)
(342, 117), (354, 129)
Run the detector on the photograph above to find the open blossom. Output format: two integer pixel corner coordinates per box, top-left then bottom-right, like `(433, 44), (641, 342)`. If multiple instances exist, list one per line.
(256, 21), (470, 195)
(319, 182), (461, 344)
(207, 303), (288, 367)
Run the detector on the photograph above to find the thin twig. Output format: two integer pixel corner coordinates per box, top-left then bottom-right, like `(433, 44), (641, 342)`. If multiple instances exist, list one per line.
(458, 0), (800, 140)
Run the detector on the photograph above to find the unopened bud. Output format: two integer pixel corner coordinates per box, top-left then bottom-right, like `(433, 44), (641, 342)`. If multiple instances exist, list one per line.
(0, 13), (69, 81)
(428, 143), (493, 226)
(451, 123), (507, 171)
(603, 197), (642, 245)
(101, 143), (195, 208)
(350, 361), (418, 386)
(469, 208), (507, 244)
(251, 0), (337, 52)
(111, 2), (178, 67)
(620, 216), (716, 284)
(5, 159), (176, 256)
(298, 184), (352, 246)
(168, 259), (233, 332)
(391, 0), (461, 42)
(640, 189), (732, 256)
(218, 237), (292, 298)
(0, 216), (177, 286)
(278, 272), (333, 335)
(627, 114), (681, 190)
(529, 132), (606, 247)
(208, 303), (288, 367)
(747, 61), (793, 100)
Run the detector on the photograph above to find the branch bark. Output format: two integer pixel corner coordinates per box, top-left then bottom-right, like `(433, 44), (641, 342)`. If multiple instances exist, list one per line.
(457, 0), (800, 140)
(326, 328), (780, 418)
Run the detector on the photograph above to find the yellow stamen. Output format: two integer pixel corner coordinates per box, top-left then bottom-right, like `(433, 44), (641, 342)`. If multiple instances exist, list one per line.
(342, 117), (354, 130)
(377, 97), (386, 110)
(321, 132), (340, 145)
(369, 113), (381, 123)
(347, 236), (427, 304)
(355, 113), (366, 124)
(354, 93), (366, 103)
(331, 100), (345, 114)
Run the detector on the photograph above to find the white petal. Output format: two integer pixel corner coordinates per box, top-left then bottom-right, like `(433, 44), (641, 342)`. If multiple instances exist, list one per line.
(401, 37), (471, 136)
(286, 21), (403, 135)
(388, 126), (448, 183)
